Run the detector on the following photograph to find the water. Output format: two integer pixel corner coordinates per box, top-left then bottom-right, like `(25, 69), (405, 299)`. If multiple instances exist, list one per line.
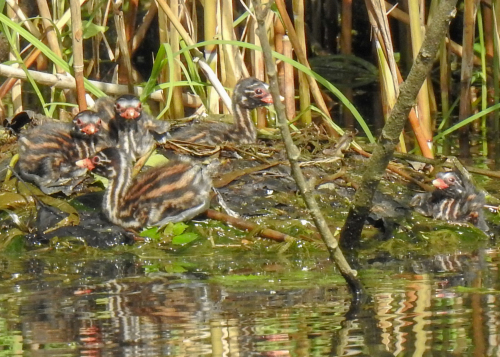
(0, 248), (497, 356)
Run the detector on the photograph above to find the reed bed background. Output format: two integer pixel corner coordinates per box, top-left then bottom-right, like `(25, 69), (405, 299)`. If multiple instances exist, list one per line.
(0, 0), (499, 162)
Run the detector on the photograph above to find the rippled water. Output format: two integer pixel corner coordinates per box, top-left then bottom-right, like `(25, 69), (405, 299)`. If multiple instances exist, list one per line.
(0, 249), (498, 356)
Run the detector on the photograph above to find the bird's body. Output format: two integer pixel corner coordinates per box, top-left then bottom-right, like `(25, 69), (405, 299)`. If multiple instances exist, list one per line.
(411, 171), (488, 231)
(17, 111), (107, 195)
(171, 77), (273, 145)
(76, 147), (212, 229)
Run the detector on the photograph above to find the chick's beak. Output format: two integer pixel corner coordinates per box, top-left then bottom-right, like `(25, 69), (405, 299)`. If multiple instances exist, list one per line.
(120, 107), (140, 119)
(82, 124), (98, 135)
(432, 178), (449, 189)
(76, 158), (95, 171)
(260, 93), (274, 104)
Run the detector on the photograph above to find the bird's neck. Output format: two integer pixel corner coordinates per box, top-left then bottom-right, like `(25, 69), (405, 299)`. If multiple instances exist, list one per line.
(232, 102), (256, 144)
(103, 159), (132, 226)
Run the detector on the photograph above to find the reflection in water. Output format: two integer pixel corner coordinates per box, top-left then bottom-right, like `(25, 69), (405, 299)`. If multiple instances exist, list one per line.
(0, 250), (499, 355)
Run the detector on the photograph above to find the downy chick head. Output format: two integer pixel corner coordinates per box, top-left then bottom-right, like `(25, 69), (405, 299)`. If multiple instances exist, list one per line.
(432, 171), (466, 197)
(76, 147), (128, 179)
(72, 110), (103, 136)
(233, 77), (274, 109)
(114, 95), (142, 120)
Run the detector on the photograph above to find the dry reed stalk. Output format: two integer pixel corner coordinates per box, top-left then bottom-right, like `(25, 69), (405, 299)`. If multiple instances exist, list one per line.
(113, 1), (134, 92)
(0, 0), (88, 100)
(341, 0), (352, 54)
(408, 0), (432, 140)
(0, 63), (204, 105)
(89, 0), (112, 79)
(168, 0), (184, 118)
(6, 0), (41, 37)
(70, 0), (87, 111)
(492, 1), (500, 163)
(439, 39), (451, 155)
(90, 0), (102, 79)
(283, 36), (296, 121)
(386, 1), (482, 66)
(7, 1), (22, 114)
(36, 0), (64, 74)
(483, 3), (496, 157)
(365, 0), (433, 158)
(203, 0), (219, 114)
(131, 2), (158, 54)
(124, 0), (139, 41)
(484, 3), (494, 58)
(274, 17), (285, 90)
(248, 12), (266, 128)
(157, 2), (169, 115)
(365, 1), (405, 152)
(220, 0), (240, 90)
(292, 0), (311, 126)
(274, 0), (338, 137)
(341, 0), (354, 128)
(459, 0), (480, 156)
(275, 19), (296, 120)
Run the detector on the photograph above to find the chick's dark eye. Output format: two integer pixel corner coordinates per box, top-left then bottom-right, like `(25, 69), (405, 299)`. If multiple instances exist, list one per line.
(92, 156), (100, 164)
(96, 118), (102, 126)
(76, 118), (82, 125)
(137, 103), (142, 110)
(448, 177), (455, 183)
(115, 104), (121, 110)
(255, 88), (263, 95)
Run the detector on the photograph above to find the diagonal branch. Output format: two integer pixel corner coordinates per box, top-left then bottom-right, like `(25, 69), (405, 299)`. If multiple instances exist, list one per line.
(252, 0), (364, 300)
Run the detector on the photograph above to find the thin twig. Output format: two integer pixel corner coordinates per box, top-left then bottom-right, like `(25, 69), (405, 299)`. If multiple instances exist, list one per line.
(205, 209), (297, 242)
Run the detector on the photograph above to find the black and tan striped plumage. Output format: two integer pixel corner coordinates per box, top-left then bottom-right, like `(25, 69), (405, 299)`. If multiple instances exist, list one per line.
(17, 110), (107, 195)
(171, 77), (273, 145)
(108, 95), (170, 160)
(76, 147), (212, 229)
(411, 171), (488, 231)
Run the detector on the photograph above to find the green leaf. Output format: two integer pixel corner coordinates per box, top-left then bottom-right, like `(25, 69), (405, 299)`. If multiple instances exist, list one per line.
(82, 21), (107, 39)
(140, 227), (161, 240)
(172, 232), (198, 245)
(4, 235), (26, 255)
(145, 152), (169, 167)
(172, 222), (189, 236)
